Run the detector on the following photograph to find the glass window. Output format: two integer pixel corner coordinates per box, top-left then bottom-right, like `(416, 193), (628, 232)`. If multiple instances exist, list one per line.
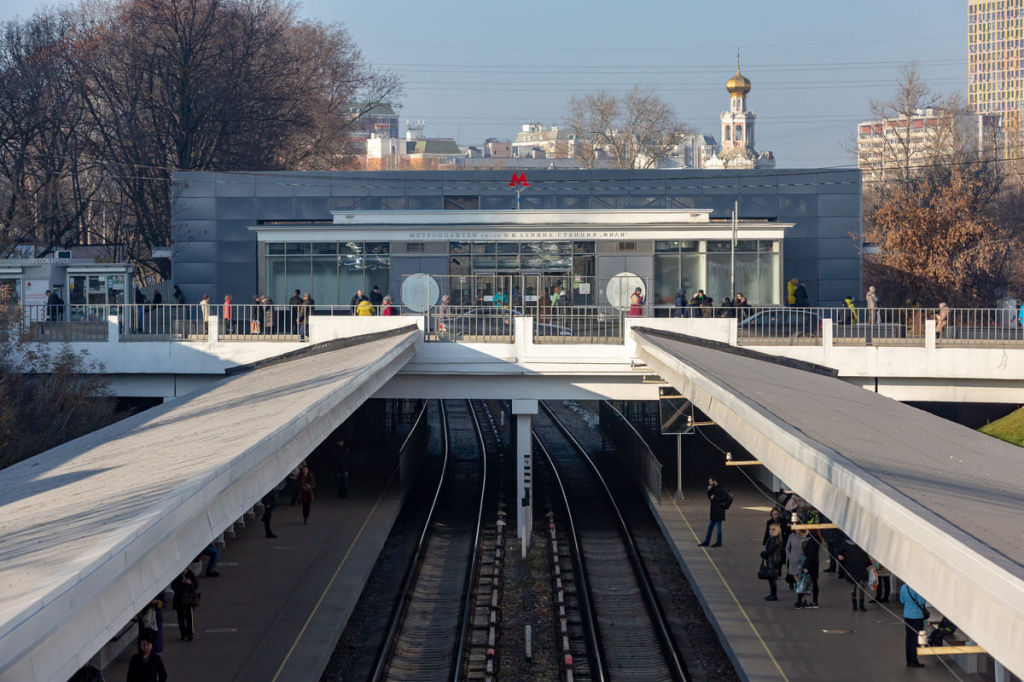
(520, 242), (544, 254)
(69, 275), (86, 305)
(655, 254), (680, 305)
(311, 257), (339, 305)
(680, 254), (705, 298)
(680, 240), (698, 252)
(449, 241), (471, 255)
(312, 243), (337, 255)
(107, 275), (125, 304)
(287, 255), (312, 297)
(473, 255), (496, 270)
(572, 241), (595, 253)
(655, 240), (680, 252)
(472, 242), (495, 254)
(267, 243), (285, 255)
(339, 241), (362, 254)
(267, 257), (287, 302)
(286, 243), (310, 255)
(449, 256), (470, 276)
(497, 242), (519, 254)
(706, 240), (732, 252)
(366, 242), (390, 254)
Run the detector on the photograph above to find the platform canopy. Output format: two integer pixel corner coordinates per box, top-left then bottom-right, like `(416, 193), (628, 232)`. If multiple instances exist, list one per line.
(632, 328), (1024, 679)
(0, 329), (417, 682)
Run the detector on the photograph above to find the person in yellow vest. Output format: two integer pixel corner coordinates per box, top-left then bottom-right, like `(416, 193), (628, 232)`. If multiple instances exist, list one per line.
(356, 298), (373, 316)
(787, 278), (798, 306)
(843, 296), (858, 324)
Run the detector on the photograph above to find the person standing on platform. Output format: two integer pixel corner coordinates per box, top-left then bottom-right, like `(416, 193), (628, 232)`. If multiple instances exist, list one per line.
(45, 289), (64, 321)
(629, 287), (645, 317)
(126, 631), (167, 682)
(674, 288), (687, 318)
(382, 296), (395, 315)
(787, 278), (798, 306)
(794, 280), (809, 307)
(784, 522), (803, 591)
(795, 530), (820, 608)
(262, 491), (277, 538)
(761, 514), (785, 601)
(137, 594), (165, 653)
(299, 464), (316, 524)
(172, 285), (185, 305)
(287, 465), (301, 506)
(356, 298), (373, 316)
(900, 582), (928, 668)
(200, 543), (220, 577)
(297, 293), (312, 341)
(936, 302), (949, 338)
(222, 294), (233, 335)
(369, 285), (384, 313)
(199, 294), (210, 335)
(170, 566), (199, 641)
(839, 537), (870, 611)
(866, 285), (879, 323)
(289, 289), (303, 332)
(350, 288), (369, 314)
(698, 475), (727, 547)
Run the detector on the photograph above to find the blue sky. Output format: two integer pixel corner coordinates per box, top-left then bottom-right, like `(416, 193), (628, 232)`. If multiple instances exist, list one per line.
(3, 0), (966, 168)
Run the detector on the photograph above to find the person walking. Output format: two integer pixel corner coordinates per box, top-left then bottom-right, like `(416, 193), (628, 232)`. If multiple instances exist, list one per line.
(262, 491), (277, 538)
(698, 475), (727, 547)
(298, 464), (316, 525)
(900, 582), (928, 668)
(287, 465), (301, 506)
(838, 537), (870, 611)
(866, 286), (879, 324)
(843, 295), (859, 324)
(170, 566), (199, 641)
(172, 285), (185, 305)
(126, 630), (167, 682)
(45, 289), (64, 321)
(761, 514), (785, 601)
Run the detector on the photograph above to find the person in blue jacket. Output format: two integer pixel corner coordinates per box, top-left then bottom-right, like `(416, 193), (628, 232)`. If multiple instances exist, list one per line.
(900, 582), (929, 668)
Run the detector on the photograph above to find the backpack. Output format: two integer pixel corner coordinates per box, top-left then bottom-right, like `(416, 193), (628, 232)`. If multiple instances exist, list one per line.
(719, 488), (734, 510)
(928, 617), (957, 647)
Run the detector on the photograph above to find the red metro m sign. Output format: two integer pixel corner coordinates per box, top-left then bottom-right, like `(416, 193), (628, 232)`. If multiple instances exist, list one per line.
(508, 172), (529, 209)
(508, 172), (529, 188)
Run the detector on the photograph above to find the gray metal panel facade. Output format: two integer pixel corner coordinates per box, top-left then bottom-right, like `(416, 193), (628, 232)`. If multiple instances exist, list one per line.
(171, 169), (862, 307)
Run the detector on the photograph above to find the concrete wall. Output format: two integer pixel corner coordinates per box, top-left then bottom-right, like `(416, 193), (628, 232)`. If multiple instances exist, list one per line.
(171, 169), (863, 308)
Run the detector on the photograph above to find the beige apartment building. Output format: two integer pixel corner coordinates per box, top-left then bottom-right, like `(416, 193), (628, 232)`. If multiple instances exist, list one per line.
(856, 108), (1002, 180)
(969, 0), (1021, 151)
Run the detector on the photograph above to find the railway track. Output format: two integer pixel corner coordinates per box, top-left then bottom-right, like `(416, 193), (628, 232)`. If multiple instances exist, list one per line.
(533, 402), (689, 682)
(372, 400), (488, 682)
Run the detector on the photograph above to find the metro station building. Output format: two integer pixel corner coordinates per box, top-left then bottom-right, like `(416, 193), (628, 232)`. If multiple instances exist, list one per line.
(170, 168), (862, 310)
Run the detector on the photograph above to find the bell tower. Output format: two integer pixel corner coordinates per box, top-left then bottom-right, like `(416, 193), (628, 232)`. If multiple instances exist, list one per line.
(721, 52), (755, 153)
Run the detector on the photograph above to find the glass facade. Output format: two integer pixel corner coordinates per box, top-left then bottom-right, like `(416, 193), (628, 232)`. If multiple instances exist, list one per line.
(653, 239), (780, 306)
(265, 242), (390, 305)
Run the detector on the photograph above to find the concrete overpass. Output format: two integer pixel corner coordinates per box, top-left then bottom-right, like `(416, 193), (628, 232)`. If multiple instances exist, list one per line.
(632, 326), (1024, 680)
(52, 315), (1024, 404)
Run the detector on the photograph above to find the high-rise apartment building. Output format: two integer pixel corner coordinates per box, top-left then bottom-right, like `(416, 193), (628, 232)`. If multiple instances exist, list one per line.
(968, 0), (1021, 148)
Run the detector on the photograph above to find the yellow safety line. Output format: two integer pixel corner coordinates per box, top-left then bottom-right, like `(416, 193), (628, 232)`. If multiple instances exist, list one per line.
(271, 466), (400, 682)
(667, 493), (791, 682)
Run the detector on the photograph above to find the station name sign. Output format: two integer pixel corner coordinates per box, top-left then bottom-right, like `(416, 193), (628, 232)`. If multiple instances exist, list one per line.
(406, 230), (630, 240)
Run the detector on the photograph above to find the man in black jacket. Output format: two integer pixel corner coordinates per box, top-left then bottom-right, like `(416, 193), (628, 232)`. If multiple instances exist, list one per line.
(350, 289), (369, 315)
(838, 537), (870, 611)
(368, 285), (384, 313)
(699, 475), (727, 547)
(289, 289), (303, 333)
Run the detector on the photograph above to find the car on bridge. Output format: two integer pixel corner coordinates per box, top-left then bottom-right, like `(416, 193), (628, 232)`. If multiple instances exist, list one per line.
(737, 308), (822, 339)
(442, 307), (572, 340)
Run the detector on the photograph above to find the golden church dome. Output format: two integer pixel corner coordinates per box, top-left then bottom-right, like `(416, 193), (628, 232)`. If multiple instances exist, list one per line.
(726, 68), (751, 96)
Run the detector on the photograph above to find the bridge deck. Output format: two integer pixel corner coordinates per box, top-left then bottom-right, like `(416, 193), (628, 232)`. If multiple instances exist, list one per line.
(0, 329), (417, 682)
(633, 329), (1024, 678)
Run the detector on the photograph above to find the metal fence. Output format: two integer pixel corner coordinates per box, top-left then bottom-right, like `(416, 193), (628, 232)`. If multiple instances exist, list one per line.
(17, 305), (110, 341)
(734, 306), (1024, 347)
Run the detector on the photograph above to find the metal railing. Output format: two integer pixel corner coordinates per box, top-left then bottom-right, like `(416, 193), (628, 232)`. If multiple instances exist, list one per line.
(735, 306), (1024, 347)
(533, 305), (627, 344)
(121, 304), (209, 341)
(430, 303), (515, 343)
(17, 305), (110, 341)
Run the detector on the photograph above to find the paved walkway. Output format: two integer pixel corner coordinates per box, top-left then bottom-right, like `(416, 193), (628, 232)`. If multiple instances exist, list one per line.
(104, 455), (405, 682)
(650, 460), (986, 682)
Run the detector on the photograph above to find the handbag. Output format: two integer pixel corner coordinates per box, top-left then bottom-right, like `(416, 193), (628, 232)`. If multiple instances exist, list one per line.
(757, 558), (773, 580)
(140, 607), (158, 631)
(796, 574), (812, 595)
(184, 591), (202, 608)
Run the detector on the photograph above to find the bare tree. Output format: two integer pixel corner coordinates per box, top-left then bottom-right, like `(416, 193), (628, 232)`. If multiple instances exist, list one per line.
(565, 85), (690, 170)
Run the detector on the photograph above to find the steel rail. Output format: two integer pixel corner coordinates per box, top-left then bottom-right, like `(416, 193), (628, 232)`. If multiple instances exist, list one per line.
(533, 433), (607, 682)
(538, 401), (689, 682)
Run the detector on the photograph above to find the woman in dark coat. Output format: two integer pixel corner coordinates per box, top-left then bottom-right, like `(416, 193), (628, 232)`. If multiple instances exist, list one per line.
(126, 630), (167, 682)
(298, 464), (316, 525)
(838, 537), (870, 611)
(761, 519), (785, 601)
(171, 566), (199, 641)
